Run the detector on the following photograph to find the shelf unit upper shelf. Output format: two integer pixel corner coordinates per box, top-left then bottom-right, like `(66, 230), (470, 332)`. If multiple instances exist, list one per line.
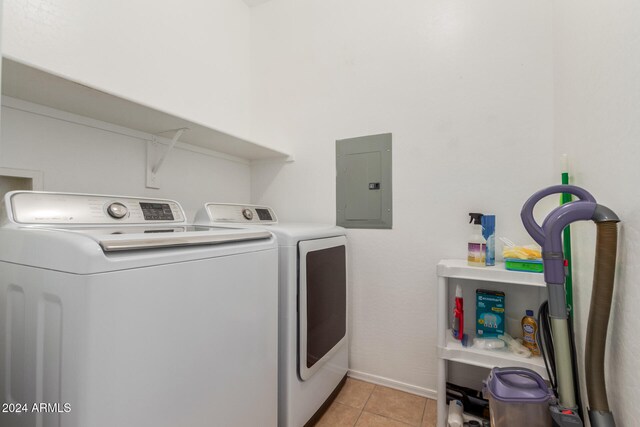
(1, 58), (292, 162)
(437, 259), (546, 287)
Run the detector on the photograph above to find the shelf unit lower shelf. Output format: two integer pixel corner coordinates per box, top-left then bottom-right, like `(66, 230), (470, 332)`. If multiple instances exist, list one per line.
(439, 330), (548, 380)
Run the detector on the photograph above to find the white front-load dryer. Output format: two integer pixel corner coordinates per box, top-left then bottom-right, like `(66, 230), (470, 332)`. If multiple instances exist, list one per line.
(0, 192), (279, 427)
(195, 203), (349, 427)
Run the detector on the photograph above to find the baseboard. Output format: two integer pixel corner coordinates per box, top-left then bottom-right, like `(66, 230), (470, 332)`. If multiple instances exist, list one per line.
(348, 369), (437, 400)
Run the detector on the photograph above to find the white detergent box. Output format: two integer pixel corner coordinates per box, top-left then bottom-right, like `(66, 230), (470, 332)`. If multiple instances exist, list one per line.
(476, 289), (505, 338)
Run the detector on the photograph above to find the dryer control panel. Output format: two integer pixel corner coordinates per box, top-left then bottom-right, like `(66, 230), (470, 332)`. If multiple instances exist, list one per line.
(7, 192), (186, 225)
(197, 203), (278, 225)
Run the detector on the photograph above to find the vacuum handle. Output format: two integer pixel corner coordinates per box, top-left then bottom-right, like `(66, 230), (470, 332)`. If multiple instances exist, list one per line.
(520, 185), (596, 246)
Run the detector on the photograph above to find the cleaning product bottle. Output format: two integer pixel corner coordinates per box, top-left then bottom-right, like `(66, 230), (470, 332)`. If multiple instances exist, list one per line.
(481, 214), (495, 266)
(451, 285), (464, 340)
(521, 310), (541, 356)
(447, 399), (464, 427)
(467, 213), (486, 267)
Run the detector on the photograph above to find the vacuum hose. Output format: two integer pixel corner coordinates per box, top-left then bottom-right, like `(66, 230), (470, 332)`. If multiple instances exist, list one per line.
(585, 221), (618, 426)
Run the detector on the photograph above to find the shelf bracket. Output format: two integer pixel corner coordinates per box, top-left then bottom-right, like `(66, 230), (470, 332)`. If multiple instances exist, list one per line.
(146, 128), (188, 189)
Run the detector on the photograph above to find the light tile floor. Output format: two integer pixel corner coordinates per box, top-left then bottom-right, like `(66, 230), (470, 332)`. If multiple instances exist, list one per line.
(313, 378), (437, 427)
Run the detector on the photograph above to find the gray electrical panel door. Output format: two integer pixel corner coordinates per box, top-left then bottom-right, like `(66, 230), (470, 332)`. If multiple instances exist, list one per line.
(336, 133), (392, 229)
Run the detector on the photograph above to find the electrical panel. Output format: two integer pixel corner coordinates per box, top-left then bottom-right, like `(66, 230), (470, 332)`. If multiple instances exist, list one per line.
(336, 133), (392, 229)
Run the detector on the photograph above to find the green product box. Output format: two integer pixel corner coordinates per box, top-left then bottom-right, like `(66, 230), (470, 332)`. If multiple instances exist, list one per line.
(476, 289), (505, 338)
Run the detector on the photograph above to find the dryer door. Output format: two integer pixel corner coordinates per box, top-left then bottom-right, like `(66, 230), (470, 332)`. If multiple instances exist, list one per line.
(298, 236), (347, 381)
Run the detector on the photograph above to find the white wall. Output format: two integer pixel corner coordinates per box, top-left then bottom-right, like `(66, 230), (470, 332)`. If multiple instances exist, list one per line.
(2, 0), (252, 138)
(0, 103), (250, 218)
(250, 0), (555, 394)
(553, 1), (640, 424)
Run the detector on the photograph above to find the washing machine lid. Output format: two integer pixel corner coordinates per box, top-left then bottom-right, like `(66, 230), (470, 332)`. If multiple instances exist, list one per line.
(0, 192), (275, 273)
(62, 225), (271, 252)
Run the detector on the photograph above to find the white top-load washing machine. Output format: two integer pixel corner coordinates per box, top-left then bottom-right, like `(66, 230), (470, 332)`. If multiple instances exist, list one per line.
(0, 192), (279, 427)
(195, 203), (348, 427)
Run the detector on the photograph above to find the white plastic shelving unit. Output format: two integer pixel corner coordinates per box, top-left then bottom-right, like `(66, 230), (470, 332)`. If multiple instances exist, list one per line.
(436, 259), (547, 427)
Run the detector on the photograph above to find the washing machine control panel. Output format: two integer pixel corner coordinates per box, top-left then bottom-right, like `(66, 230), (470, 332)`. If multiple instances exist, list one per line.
(201, 203), (278, 225)
(8, 192), (186, 225)
(140, 202), (175, 221)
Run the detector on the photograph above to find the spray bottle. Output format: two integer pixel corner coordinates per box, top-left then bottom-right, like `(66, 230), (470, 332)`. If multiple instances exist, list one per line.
(468, 213), (486, 267)
(452, 285), (464, 340)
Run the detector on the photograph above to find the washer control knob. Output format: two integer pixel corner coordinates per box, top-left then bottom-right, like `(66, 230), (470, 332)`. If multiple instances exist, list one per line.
(107, 202), (128, 219)
(242, 208), (254, 220)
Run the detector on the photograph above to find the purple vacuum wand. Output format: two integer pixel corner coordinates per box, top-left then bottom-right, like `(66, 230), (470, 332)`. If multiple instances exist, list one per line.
(521, 185), (617, 318)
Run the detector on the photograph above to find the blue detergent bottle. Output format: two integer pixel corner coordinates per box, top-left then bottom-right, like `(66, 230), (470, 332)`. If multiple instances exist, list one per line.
(482, 215), (495, 266)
